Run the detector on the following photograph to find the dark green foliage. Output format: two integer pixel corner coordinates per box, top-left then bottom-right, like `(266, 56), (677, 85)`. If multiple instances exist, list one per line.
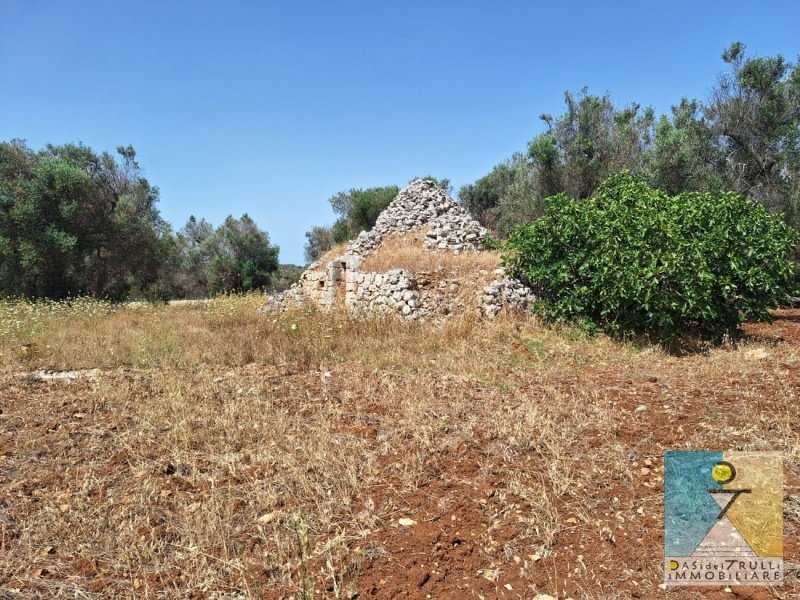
(462, 91), (655, 236)
(458, 154), (539, 236)
(304, 185), (400, 249)
(709, 42), (800, 228)
(206, 214), (279, 294)
(503, 173), (798, 342)
(480, 233), (502, 251)
(464, 43), (800, 240)
(174, 216), (213, 297)
(271, 264), (304, 291)
(459, 162), (515, 220)
(0, 140), (280, 300)
(303, 225), (334, 263)
(643, 99), (726, 196)
(328, 186), (399, 243)
(0, 140), (175, 300)
(176, 214), (279, 296)
(528, 89), (655, 200)
(330, 219), (352, 245)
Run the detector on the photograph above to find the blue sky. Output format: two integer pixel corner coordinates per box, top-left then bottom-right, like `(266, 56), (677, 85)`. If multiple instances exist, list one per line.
(1, 1), (798, 264)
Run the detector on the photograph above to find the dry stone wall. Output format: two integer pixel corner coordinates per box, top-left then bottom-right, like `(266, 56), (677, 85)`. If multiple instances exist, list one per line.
(346, 269), (421, 317)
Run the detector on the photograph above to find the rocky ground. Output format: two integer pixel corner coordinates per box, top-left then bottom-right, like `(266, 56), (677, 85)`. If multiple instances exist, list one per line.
(0, 297), (797, 599)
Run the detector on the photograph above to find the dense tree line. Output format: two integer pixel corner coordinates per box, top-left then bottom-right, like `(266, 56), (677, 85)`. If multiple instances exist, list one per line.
(0, 141), (280, 300)
(5, 42), (797, 299)
(174, 214), (279, 298)
(461, 43), (800, 237)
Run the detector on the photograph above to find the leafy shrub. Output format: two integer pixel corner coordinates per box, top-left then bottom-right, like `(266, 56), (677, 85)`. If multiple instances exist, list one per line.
(481, 232), (502, 251)
(502, 173), (799, 342)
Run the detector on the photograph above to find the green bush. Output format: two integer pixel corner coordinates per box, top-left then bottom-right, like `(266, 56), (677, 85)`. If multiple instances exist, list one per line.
(502, 173), (799, 342)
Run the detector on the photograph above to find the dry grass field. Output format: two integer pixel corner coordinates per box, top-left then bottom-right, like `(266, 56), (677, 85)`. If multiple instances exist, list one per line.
(358, 230), (501, 275)
(0, 296), (797, 599)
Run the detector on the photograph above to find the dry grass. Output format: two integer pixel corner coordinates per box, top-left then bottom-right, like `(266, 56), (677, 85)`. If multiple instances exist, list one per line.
(358, 229), (501, 274)
(0, 296), (797, 598)
(313, 242), (351, 266)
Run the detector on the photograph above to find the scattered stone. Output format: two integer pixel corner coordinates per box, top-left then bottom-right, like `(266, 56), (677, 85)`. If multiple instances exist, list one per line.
(19, 368), (102, 382)
(256, 512), (278, 524)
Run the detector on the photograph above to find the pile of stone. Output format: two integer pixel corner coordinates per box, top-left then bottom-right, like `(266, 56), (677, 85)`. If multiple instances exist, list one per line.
(481, 270), (536, 319)
(347, 179), (487, 257)
(414, 272), (468, 319)
(424, 217), (483, 251)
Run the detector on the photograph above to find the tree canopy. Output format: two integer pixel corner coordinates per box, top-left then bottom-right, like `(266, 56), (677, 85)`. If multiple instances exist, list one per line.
(303, 185), (400, 263)
(710, 42), (800, 226)
(0, 141), (280, 300)
(460, 42), (800, 239)
(0, 141), (174, 299)
(175, 214), (279, 297)
(329, 186), (399, 243)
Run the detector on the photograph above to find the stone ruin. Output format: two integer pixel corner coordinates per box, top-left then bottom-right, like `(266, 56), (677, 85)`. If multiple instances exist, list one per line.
(263, 179), (534, 320)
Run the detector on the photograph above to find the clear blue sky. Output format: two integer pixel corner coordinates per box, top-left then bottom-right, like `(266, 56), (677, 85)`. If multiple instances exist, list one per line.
(1, 1), (798, 264)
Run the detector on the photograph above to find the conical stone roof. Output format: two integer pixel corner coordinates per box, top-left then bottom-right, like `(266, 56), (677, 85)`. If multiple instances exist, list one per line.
(345, 179), (487, 257)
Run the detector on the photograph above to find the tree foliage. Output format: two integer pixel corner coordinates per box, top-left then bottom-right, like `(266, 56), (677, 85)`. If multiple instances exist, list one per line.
(465, 43), (800, 241)
(271, 264), (304, 291)
(458, 154), (538, 236)
(709, 42), (800, 226)
(528, 89), (655, 200)
(643, 99), (726, 195)
(0, 140), (174, 299)
(503, 173), (798, 342)
(328, 186), (399, 243)
(176, 214), (279, 296)
(304, 225), (334, 263)
(303, 185), (400, 252)
(0, 140), (281, 300)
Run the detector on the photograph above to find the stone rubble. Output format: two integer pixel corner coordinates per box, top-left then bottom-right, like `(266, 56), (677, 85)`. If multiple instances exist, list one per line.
(262, 179), (535, 320)
(346, 179), (487, 257)
(480, 270), (536, 319)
